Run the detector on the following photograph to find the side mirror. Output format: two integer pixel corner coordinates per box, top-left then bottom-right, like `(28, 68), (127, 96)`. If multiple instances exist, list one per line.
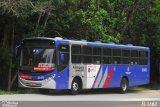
(15, 45), (21, 58)
(60, 53), (65, 62)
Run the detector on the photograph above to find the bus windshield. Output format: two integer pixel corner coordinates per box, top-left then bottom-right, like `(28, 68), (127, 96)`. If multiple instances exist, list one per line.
(20, 47), (56, 71)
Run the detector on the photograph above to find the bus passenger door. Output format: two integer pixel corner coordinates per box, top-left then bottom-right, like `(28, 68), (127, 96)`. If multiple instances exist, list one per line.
(55, 44), (70, 89)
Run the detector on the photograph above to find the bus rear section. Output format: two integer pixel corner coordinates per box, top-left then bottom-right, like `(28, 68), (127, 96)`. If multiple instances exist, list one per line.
(68, 42), (150, 94)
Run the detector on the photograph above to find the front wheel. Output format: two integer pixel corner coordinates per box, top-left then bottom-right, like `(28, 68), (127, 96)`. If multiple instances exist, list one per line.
(70, 79), (80, 95)
(120, 78), (128, 94)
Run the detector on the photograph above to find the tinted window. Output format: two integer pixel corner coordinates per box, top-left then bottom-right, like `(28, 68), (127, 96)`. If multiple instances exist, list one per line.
(122, 50), (130, 57)
(72, 55), (81, 63)
(83, 56), (92, 63)
(72, 45), (81, 54)
(58, 44), (69, 72)
(102, 48), (112, 64)
(103, 57), (112, 64)
(93, 56), (101, 64)
(139, 59), (148, 65)
(112, 57), (121, 64)
(139, 51), (148, 65)
(82, 46), (92, 63)
(72, 45), (81, 63)
(83, 46), (92, 55)
(122, 49), (130, 64)
(131, 50), (139, 57)
(113, 49), (121, 56)
(131, 58), (139, 65)
(139, 51), (148, 58)
(59, 45), (69, 65)
(103, 48), (111, 56)
(122, 58), (130, 64)
(112, 49), (121, 64)
(93, 47), (101, 55)
(59, 45), (69, 52)
(130, 50), (139, 65)
(93, 47), (101, 64)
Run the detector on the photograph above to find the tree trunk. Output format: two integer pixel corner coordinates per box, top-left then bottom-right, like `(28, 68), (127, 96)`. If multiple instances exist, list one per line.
(43, 11), (50, 29)
(36, 13), (42, 29)
(11, 72), (18, 88)
(7, 22), (15, 91)
(35, 13), (42, 37)
(38, 11), (50, 37)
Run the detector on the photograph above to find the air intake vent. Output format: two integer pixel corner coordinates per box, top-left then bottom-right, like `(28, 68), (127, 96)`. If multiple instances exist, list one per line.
(25, 82), (42, 87)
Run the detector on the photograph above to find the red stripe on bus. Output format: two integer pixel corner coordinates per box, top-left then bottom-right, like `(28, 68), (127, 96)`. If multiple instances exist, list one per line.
(104, 67), (113, 88)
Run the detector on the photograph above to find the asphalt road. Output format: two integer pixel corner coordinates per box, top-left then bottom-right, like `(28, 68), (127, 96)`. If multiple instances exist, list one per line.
(0, 89), (160, 101)
(0, 89), (160, 107)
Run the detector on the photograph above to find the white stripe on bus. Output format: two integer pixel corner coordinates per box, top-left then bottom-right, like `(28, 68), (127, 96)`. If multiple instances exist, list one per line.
(98, 66), (108, 88)
(93, 67), (103, 88)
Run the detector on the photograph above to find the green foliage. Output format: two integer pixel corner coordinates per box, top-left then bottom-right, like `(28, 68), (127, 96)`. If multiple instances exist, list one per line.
(68, 6), (108, 41)
(0, 0), (33, 17)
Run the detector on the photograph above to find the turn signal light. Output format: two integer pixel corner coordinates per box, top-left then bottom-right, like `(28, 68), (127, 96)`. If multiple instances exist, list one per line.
(19, 75), (32, 79)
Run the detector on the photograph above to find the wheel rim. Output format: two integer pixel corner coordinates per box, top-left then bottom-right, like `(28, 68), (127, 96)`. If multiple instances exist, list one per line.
(72, 82), (78, 91)
(122, 80), (127, 91)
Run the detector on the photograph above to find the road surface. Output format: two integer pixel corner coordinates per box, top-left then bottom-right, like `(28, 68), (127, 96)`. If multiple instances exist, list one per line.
(0, 89), (160, 101)
(0, 89), (159, 107)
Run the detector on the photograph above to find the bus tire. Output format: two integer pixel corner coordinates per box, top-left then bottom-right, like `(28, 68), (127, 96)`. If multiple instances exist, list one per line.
(70, 78), (81, 95)
(120, 78), (128, 94)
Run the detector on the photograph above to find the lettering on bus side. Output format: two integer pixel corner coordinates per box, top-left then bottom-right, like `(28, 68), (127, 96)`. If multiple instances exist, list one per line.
(87, 65), (100, 73)
(72, 65), (85, 72)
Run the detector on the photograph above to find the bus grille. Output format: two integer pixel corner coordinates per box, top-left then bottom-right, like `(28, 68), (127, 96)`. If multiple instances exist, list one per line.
(25, 82), (42, 87)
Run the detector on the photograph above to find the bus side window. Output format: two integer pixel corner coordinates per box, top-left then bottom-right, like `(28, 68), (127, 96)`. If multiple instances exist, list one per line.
(71, 45), (81, 63)
(93, 47), (101, 64)
(102, 48), (112, 64)
(122, 49), (130, 64)
(58, 44), (69, 72)
(139, 51), (148, 65)
(112, 49), (121, 64)
(131, 50), (139, 65)
(82, 46), (92, 63)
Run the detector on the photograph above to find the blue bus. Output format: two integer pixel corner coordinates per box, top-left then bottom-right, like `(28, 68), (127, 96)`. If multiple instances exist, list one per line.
(16, 37), (150, 94)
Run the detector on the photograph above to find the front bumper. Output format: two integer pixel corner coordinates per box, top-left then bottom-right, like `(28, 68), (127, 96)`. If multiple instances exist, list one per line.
(18, 77), (56, 89)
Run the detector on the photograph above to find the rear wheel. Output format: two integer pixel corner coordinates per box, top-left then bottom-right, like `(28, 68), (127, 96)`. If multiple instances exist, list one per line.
(120, 78), (128, 94)
(70, 79), (81, 95)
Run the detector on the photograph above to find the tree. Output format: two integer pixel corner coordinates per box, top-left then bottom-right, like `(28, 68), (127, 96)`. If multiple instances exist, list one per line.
(0, 0), (33, 90)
